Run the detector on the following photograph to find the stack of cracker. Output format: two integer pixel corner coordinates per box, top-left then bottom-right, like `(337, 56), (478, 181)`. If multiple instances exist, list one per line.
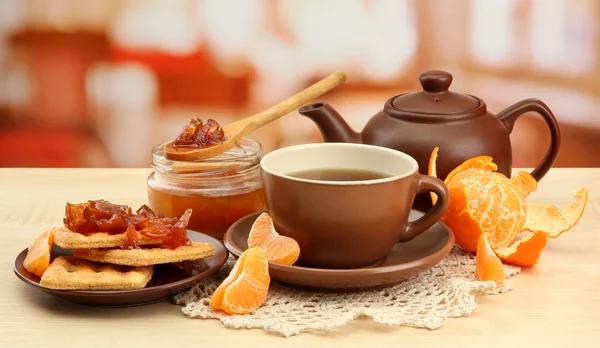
(34, 227), (215, 291)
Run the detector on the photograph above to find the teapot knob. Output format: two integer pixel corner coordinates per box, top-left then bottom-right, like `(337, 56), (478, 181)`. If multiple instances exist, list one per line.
(419, 70), (453, 93)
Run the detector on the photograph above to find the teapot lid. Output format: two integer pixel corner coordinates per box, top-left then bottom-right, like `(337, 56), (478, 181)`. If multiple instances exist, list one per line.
(391, 71), (479, 114)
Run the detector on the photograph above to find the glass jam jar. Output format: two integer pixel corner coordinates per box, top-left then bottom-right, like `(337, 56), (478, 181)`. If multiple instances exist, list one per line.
(147, 138), (266, 240)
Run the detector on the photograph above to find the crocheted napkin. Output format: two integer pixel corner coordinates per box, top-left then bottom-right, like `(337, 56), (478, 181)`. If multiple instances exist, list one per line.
(172, 246), (520, 337)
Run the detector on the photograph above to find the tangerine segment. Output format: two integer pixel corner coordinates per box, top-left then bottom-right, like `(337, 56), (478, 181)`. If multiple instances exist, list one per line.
(428, 146), (439, 205)
(210, 249), (248, 311)
(509, 171), (537, 197)
(444, 156), (497, 184)
(476, 234), (505, 283)
(248, 213), (300, 265)
(220, 247), (270, 315)
(23, 229), (55, 277)
(523, 187), (588, 238)
(494, 231), (547, 267)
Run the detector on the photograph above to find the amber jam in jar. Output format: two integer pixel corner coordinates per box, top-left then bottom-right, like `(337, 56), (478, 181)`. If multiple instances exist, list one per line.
(147, 138), (266, 240)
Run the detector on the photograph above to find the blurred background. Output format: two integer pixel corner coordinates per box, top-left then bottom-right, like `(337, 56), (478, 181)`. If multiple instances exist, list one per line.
(0, 0), (599, 168)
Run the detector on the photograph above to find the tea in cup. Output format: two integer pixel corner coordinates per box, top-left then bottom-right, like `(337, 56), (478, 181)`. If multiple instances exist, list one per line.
(259, 143), (449, 269)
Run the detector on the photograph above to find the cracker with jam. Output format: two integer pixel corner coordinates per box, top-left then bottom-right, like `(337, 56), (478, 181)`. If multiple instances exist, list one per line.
(22, 200), (214, 291)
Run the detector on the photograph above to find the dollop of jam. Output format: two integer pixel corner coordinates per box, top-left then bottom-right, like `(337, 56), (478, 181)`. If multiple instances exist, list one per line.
(64, 200), (191, 249)
(172, 118), (225, 148)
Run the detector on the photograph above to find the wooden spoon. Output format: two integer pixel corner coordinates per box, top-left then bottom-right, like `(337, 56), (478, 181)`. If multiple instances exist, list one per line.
(164, 71), (347, 161)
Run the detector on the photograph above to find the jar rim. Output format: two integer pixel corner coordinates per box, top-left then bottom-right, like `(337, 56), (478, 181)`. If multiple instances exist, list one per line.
(152, 137), (263, 176)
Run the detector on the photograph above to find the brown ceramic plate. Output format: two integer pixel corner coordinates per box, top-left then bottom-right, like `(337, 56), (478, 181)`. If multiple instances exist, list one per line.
(225, 210), (455, 291)
(13, 230), (228, 307)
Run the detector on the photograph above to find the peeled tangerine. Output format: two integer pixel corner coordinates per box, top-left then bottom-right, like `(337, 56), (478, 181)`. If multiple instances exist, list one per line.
(247, 213), (300, 266)
(428, 147), (588, 284)
(210, 247), (270, 315)
(23, 229), (55, 277)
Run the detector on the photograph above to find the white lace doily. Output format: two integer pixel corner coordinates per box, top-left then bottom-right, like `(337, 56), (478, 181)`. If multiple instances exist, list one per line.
(172, 246), (520, 337)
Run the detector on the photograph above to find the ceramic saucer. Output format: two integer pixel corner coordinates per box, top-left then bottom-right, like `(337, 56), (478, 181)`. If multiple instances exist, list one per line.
(224, 210), (455, 291)
(14, 230), (228, 307)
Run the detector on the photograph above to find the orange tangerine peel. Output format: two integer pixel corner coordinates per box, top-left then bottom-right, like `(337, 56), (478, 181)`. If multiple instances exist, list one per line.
(476, 234), (505, 283)
(494, 231), (547, 267)
(428, 148), (588, 283)
(509, 171), (538, 197)
(23, 229), (55, 277)
(210, 247), (270, 315)
(444, 154), (497, 183)
(248, 213), (300, 266)
(445, 186), (484, 253)
(428, 146), (439, 205)
(523, 187), (588, 238)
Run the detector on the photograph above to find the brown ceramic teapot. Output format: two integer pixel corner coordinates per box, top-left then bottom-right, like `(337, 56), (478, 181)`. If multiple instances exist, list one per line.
(299, 70), (561, 210)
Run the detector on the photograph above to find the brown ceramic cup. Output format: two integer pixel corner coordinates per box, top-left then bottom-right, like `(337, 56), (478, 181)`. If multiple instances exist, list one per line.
(259, 143), (449, 269)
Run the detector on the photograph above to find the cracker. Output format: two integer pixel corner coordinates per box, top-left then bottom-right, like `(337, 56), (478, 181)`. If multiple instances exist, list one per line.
(52, 227), (162, 249)
(72, 242), (216, 267)
(39, 256), (153, 291)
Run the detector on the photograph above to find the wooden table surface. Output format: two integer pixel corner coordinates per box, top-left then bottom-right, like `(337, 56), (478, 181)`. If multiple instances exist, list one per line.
(1, 168), (599, 347)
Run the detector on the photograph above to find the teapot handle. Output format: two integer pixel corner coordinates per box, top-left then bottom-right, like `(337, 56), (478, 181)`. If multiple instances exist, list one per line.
(497, 99), (561, 181)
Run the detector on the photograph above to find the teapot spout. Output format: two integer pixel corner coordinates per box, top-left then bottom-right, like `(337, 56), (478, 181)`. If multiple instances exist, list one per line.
(298, 102), (361, 143)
